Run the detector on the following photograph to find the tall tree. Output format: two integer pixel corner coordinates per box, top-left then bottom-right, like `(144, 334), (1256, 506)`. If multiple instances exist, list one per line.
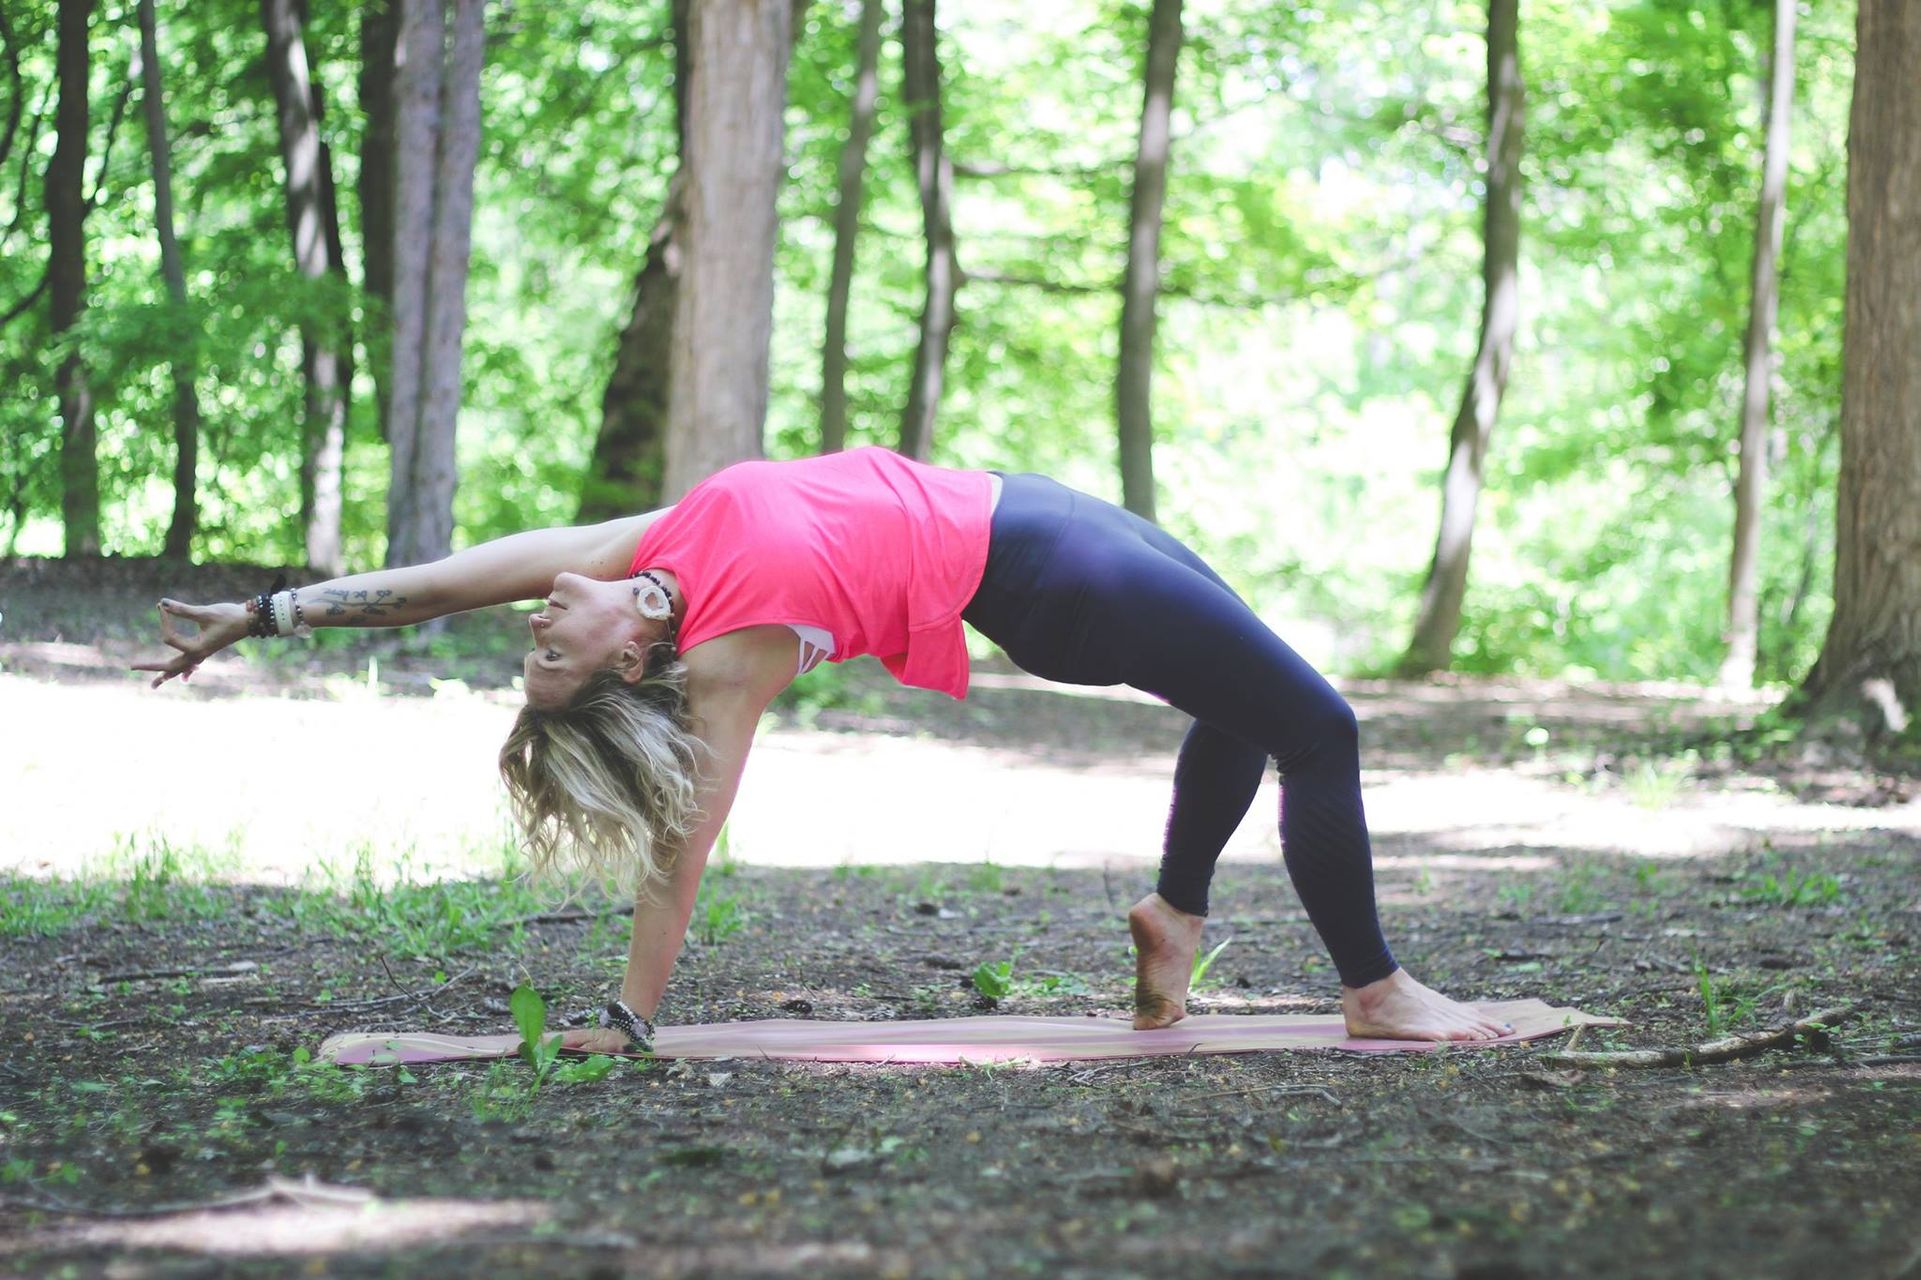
(261, 0), (350, 574)
(1798, 0), (1921, 742)
(579, 0), (690, 523)
(386, 0), (485, 566)
(661, 0), (795, 499)
(818, 0), (885, 455)
(896, 0), (955, 462)
(359, 0), (398, 437)
(1115, 0), (1183, 523)
(49, 0), (96, 557)
(1396, 0), (1525, 676)
(138, 0), (202, 558)
(1719, 0), (1797, 690)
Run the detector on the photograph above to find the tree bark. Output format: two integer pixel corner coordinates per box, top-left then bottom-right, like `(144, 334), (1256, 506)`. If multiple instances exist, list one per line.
(818, 0), (884, 455)
(359, 0), (398, 438)
(49, 0), (97, 557)
(896, 0), (955, 462)
(385, 0), (482, 566)
(409, 0), (484, 563)
(579, 0), (689, 522)
(1719, 0), (1797, 690)
(662, 0), (793, 500)
(385, 0), (441, 564)
(1116, 0), (1183, 523)
(1396, 0), (1524, 677)
(1798, 0), (1921, 743)
(261, 0), (349, 575)
(138, 0), (203, 559)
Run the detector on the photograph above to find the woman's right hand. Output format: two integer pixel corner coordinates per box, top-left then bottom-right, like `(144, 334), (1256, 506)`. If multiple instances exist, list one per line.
(133, 599), (251, 688)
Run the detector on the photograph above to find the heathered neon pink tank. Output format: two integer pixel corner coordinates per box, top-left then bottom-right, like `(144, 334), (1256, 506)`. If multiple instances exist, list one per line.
(626, 448), (997, 698)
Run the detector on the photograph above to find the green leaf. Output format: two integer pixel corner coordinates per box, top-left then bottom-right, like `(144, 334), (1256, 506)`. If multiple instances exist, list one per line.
(510, 984), (548, 1066)
(971, 960), (1013, 1000)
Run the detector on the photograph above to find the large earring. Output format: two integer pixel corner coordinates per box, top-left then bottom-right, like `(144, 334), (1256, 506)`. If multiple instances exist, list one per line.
(633, 579), (673, 622)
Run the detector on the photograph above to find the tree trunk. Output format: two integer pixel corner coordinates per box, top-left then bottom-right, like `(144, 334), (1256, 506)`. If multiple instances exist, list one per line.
(1719, 0), (1797, 690)
(896, 0), (955, 462)
(385, 0), (440, 564)
(49, 0), (97, 557)
(261, 0), (349, 574)
(662, 0), (793, 500)
(409, 0), (484, 563)
(1797, 0), (1921, 743)
(1395, 0), (1524, 677)
(385, 0), (482, 566)
(1116, 0), (1182, 523)
(582, 177), (683, 522)
(818, 0), (884, 455)
(138, 0), (202, 559)
(579, 0), (689, 522)
(359, 0), (398, 438)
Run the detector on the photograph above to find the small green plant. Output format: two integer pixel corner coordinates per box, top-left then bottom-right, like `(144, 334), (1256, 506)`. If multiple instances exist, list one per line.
(511, 984), (562, 1092)
(972, 959), (1013, 1000)
(1738, 869), (1842, 908)
(1190, 938), (1233, 990)
(1625, 756), (1692, 810)
(1555, 861), (1608, 915)
(695, 886), (746, 946)
(965, 860), (1005, 894)
(1495, 880), (1533, 914)
(1694, 955), (1726, 1036)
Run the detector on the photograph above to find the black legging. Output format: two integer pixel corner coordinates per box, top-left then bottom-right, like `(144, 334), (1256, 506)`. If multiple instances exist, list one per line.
(962, 473), (1398, 988)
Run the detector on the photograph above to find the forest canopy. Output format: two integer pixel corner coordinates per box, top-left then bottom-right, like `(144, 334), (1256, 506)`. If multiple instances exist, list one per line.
(0, 0), (1863, 685)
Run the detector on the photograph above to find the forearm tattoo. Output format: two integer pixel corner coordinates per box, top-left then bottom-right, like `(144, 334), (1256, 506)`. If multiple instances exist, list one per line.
(319, 588), (410, 622)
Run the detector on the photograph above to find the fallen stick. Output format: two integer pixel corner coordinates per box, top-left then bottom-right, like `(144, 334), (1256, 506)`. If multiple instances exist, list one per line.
(1541, 1005), (1854, 1069)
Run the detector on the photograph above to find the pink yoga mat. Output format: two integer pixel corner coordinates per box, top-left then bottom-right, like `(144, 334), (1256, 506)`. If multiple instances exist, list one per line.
(319, 999), (1617, 1067)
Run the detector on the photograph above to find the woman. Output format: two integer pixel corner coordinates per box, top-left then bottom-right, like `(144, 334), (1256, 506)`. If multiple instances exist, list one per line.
(141, 447), (1511, 1052)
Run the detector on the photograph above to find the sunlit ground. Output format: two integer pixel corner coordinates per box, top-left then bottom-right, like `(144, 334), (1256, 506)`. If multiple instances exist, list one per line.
(4, 669), (1918, 892)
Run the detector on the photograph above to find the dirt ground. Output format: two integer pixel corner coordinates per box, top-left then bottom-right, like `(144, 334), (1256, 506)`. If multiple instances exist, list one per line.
(1, 556), (1918, 1279)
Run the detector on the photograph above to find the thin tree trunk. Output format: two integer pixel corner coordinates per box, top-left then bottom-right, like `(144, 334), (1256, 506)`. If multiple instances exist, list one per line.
(1720, 0), (1797, 689)
(408, 0), (484, 563)
(49, 0), (97, 557)
(359, 0), (397, 438)
(818, 0), (884, 455)
(261, 0), (348, 574)
(1798, 0), (1921, 743)
(138, 0), (202, 558)
(385, 0), (440, 564)
(1116, 0), (1183, 523)
(896, 0), (955, 462)
(582, 176), (683, 522)
(579, 0), (689, 522)
(662, 0), (793, 500)
(1396, 0), (1524, 677)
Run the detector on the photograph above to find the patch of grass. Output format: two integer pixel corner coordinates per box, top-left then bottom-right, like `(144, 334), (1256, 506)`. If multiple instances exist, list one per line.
(1556, 861), (1610, 915)
(1190, 937), (1233, 990)
(1625, 753), (1696, 810)
(1737, 869), (1843, 908)
(972, 959), (1013, 1000)
(965, 860), (1005, 894)
(694, 882), (747, 946)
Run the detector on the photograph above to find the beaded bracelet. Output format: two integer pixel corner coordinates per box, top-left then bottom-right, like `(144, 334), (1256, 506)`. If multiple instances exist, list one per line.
(600, 999), (657, 1053)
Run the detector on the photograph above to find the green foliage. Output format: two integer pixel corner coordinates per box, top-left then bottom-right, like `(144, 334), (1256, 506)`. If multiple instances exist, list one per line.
(1190, 937), (1233, 990)
(971, 958), (1014, 1001)
(0, 0), (1863, 687)
(510, 983), (562, 1089)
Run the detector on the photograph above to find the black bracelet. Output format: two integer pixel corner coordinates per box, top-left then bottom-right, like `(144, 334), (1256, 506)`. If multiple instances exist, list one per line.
(600, 999), (656, 1052)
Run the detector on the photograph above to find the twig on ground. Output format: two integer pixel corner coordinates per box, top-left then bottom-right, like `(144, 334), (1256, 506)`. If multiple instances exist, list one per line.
(1541, 1004), (1855, 1069)
(1176, 1082), (1342, 1108)
(0, 1173), (370, 1220)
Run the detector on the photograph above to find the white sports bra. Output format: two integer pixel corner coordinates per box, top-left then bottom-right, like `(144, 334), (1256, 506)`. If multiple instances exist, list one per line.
(788, 623), (836, 675)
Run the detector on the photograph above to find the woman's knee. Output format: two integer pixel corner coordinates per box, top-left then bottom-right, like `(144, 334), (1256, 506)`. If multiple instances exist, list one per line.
(1280, 684), (1359, 769)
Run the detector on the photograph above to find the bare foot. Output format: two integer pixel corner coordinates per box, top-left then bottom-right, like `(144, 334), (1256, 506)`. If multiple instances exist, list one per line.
(1341, 969), (1513, 1042)
(1129, 893), (1205, 1030)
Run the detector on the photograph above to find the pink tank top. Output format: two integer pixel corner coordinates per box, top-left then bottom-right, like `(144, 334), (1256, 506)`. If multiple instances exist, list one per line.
(627, 448), (997, 698)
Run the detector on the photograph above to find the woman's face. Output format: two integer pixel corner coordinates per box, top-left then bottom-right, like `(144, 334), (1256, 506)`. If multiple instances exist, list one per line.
(521, 572), (661, 709)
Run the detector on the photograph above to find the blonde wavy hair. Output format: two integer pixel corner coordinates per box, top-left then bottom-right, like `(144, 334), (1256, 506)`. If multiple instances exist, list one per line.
(498, 651), (705, 892)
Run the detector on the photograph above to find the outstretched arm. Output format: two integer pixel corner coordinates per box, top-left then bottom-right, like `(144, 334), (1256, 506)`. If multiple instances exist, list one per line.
(137, 511), (664, 686)
(614, 684), (765, 1021)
